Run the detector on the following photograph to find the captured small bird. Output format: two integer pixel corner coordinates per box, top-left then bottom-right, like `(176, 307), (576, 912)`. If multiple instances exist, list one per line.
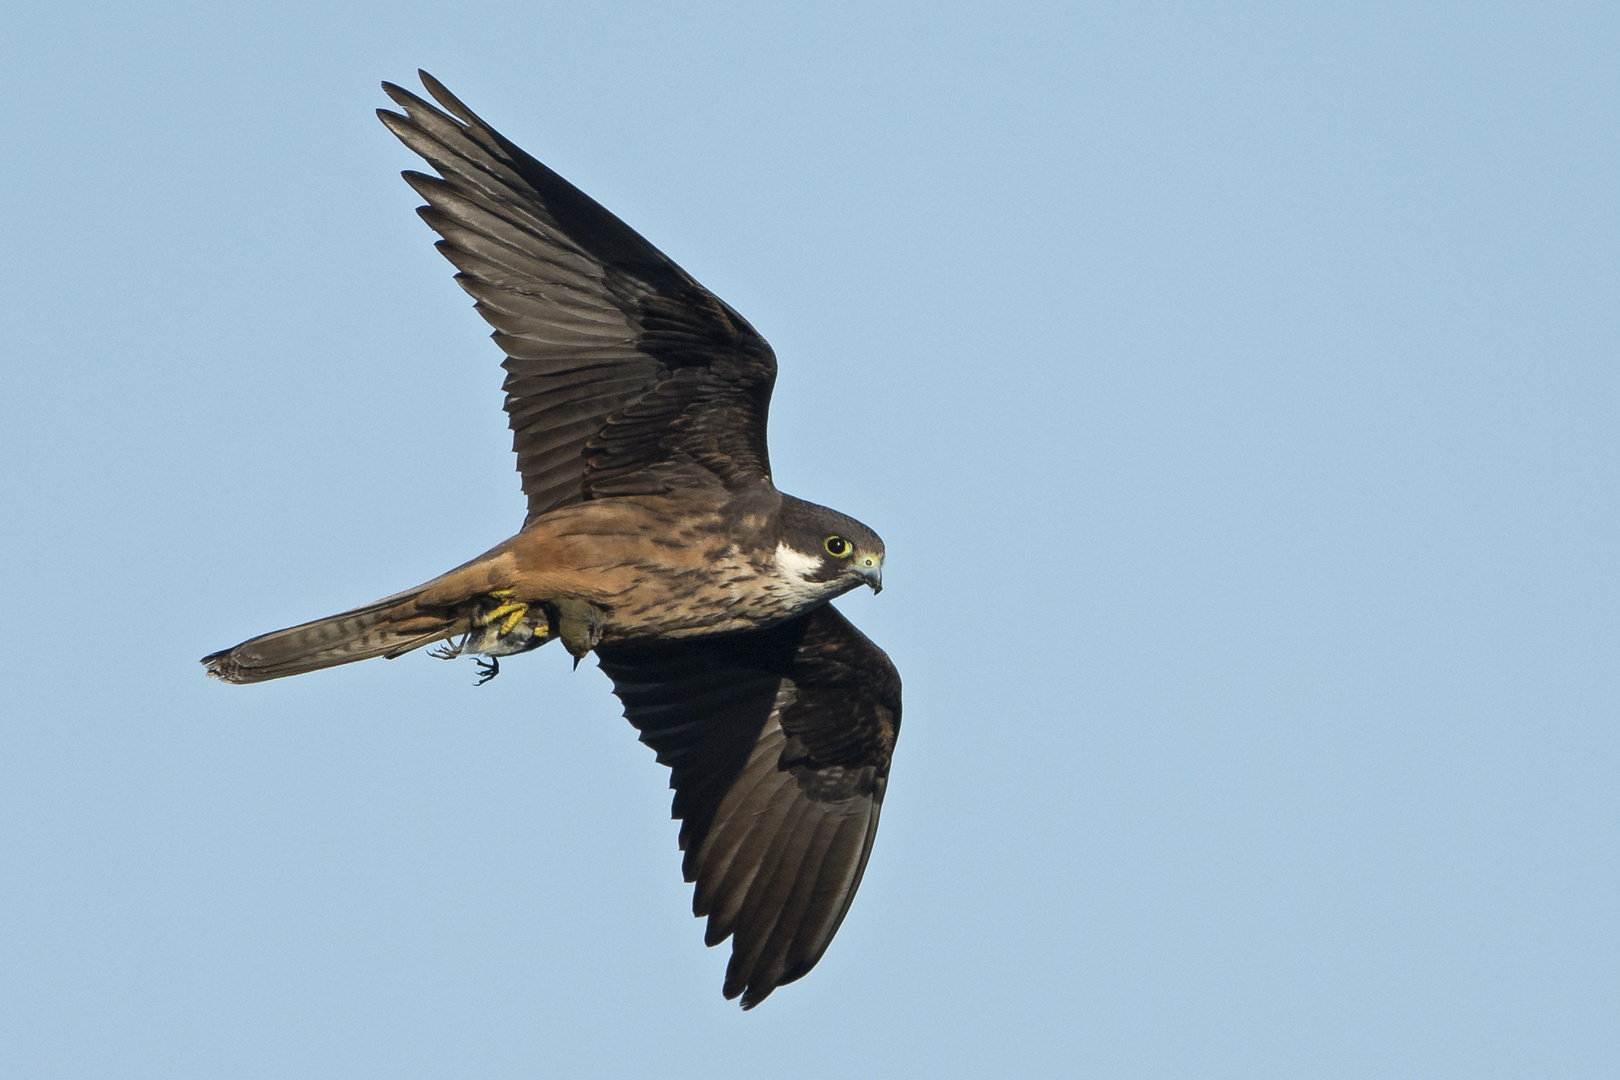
(202, 72), (901, 1008)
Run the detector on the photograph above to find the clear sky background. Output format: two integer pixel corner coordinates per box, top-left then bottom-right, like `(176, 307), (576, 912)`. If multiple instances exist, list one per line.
(3, 2), (1618, 1077)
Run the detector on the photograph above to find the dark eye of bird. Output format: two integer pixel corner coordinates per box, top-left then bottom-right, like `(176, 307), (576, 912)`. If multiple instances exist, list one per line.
(824, 535), (852, 558)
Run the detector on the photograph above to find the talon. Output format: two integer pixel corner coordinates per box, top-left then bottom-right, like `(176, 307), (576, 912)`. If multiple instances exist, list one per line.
(428, 634), (467, 661)
(474, 656), (500, 685)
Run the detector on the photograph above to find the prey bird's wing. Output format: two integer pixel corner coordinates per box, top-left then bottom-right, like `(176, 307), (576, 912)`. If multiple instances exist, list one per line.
(378, 72), (777, 526)
(596, 604), (901, 1009)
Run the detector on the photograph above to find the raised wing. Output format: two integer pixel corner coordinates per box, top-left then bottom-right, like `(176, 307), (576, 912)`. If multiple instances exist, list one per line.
(378, 72), (777, 526)
(596, 603), (902, 1008)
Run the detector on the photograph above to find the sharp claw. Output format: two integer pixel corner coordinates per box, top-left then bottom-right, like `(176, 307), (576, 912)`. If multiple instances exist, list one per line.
(474, 656), (499, 685)
(429, 633), (468, 661)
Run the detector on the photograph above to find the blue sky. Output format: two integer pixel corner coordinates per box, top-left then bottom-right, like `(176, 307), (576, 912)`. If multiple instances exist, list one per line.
(3, 2), (1618, 1076)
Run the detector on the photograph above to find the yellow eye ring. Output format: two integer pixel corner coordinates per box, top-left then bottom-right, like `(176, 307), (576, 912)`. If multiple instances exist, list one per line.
(824, 535), (853, 558)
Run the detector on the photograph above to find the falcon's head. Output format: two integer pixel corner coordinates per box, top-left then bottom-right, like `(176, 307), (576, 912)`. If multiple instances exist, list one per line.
(775, 496), (885, 598)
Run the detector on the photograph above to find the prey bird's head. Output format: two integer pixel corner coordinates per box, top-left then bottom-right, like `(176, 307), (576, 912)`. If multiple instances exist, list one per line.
(775, 496), (885, 598)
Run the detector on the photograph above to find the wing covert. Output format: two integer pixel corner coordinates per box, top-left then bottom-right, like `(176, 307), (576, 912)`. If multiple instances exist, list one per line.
(377, 72), (777, 525)
(596, 603), (901, 1008)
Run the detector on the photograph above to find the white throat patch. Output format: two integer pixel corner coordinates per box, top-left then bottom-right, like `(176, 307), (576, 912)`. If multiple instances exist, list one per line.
(774, 542), (823, 585)
(772, 541), (838, 609)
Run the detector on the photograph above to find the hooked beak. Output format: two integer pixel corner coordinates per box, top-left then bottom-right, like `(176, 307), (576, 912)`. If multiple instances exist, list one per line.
(852, 556), (883, 594)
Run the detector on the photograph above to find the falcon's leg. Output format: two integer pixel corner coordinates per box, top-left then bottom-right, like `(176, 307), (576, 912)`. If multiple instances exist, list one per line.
(463, 591), (554, 656)
(457, 592), (558, 684)
(484, 598), (531, 637)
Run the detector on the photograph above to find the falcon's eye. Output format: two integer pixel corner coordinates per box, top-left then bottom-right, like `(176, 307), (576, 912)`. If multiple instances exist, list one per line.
(823, 535), (853, 558)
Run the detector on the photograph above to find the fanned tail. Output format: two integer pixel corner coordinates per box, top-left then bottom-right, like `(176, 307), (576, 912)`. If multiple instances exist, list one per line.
(201, 591), (464, 684)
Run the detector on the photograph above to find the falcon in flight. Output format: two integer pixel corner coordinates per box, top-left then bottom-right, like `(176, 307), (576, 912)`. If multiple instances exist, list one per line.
(202, 73), (901, 1009)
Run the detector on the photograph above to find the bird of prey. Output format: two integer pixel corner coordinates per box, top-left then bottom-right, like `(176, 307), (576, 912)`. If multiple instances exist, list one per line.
(202, 72), (901, 1009)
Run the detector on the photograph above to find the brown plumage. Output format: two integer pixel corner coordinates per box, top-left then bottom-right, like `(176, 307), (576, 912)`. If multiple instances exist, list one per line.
(599, 604), (899, 1008)
(202, 72), (901, 1008)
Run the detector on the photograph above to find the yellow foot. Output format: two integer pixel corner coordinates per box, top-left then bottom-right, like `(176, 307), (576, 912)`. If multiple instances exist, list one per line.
(469, 592), (551, 646)
(485, 601), (529, 636)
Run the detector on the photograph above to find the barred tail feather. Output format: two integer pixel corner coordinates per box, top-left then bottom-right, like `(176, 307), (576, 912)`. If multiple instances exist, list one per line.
(201, 592), (462, 684)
